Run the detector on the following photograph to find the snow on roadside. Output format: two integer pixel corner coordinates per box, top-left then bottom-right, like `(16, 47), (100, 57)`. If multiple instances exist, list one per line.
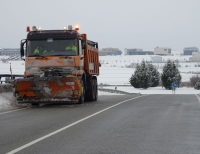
(103, 86), (200, 94)
(0, 90), (120, 112)
(0, 92), (18, 111)
(98, 90), (124, 95)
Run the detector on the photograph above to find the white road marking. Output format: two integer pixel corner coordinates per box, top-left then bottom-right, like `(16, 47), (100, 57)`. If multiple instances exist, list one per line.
(6, 95), (146, 154)
(0, 107), (30, 115)
(195, 94), (200, 103)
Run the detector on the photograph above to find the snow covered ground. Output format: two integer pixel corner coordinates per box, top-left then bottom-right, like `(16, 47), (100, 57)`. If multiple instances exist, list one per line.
(0, 53), (200, 111)
(101, 86), (199, 94)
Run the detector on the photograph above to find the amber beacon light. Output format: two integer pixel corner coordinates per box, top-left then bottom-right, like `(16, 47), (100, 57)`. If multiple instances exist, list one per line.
(75, 25), (79, 31)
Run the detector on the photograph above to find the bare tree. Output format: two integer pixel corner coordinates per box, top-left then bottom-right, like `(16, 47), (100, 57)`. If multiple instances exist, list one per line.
(190, 75), (200, 87)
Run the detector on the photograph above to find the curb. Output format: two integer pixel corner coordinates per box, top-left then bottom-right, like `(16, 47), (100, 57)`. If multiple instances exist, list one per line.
(98, 88), (138, 95)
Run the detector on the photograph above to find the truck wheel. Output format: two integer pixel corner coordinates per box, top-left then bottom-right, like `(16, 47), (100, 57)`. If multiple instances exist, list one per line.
(86, 79), (95, 101)
(94, 79), (98, 101)
(90, 79), (95, 101)
(78, 80), (85, 104)
(31, 103), (39, 106)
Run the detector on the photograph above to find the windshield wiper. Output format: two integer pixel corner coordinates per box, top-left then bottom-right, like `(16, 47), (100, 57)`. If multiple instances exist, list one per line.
(50, 54), (65, 56)
(28, 54), (44, 57)
(59, 56), (74, 59)
(28, 54), (47, 59)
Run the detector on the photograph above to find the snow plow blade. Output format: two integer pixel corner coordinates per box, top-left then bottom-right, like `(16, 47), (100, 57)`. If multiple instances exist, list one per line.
(13, 75), (82, 103)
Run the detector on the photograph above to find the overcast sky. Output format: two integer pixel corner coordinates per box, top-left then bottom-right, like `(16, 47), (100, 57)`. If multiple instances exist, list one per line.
(0, 0), (200, 51)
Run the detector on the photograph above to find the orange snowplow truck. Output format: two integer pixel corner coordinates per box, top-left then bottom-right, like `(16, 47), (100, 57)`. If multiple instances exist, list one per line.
(15, 25), (99, 106)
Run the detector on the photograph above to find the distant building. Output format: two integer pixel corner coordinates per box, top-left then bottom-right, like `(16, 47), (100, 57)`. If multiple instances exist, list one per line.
(151, 56), (162, 63)
(124, 48), (154, 55)
(192, 52), (200, 62)
(99, 48), (122, 56)
(154, 47), (171, 56)
(183, 47), (199, 55)
(0, 48), (20, 56)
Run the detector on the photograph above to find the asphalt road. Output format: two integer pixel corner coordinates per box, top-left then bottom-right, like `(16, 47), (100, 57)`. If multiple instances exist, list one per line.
(1, 94), (200, 154)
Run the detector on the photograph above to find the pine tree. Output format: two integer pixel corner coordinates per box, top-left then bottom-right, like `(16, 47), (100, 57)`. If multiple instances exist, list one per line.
(172, 62), (182, 87)
(148, 63), (160, 87)
(139, 60), (152, 89)
(161, 60), (182, 90)
(130, 60), (152, 89)
(129, 64), (141, 88)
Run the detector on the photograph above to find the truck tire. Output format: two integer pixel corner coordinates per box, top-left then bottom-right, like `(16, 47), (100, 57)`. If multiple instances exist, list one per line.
(85, 79), (95, 102)
(94, 79), (98, 101)
(78, 80), (85, 104)
(31, 103), (39, 106)
(91, 79), (95, 101)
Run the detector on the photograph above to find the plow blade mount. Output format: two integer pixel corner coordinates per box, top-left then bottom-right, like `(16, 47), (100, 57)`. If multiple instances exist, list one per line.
(13, 75), (82, 103)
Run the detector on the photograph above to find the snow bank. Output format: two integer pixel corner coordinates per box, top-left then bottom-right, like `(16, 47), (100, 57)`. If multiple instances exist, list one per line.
(0, 84), (13, 93)
(0, 92), (18, 111)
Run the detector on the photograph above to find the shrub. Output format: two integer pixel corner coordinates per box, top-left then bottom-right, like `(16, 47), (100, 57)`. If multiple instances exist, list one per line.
(194, 81), (200, 90)
(190, 75), (200, 87)
(130, 60), (152, 89)
(161, 60), (182, 90)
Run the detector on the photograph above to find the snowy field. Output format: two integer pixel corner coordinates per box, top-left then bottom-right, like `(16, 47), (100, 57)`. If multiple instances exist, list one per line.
(102, 86), (200, 94)
(99, 54), (199, 85)
(0, 53), (200, 111)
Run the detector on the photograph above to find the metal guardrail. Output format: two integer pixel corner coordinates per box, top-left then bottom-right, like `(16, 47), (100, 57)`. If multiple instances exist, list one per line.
(0, 74), (24, 84)
(98, 88), (139, 95)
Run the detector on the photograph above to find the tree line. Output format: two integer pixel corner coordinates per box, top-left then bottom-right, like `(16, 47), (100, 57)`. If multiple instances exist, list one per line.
(129, 60), (182, 90)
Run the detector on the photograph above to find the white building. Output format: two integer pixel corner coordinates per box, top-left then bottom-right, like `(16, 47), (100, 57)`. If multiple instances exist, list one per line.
(154, 47), (171, 55)
(124, 48), (154, 55)
(0, 48), (20, 56)
(183, 47), (199, 55)
(151, 56), (162, 63)
(99, 48), (122, 56)
(192, 52), (200, 62)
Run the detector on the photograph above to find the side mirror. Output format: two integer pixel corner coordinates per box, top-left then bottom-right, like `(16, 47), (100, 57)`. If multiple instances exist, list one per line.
(82, 40), (86, 49)
(20, 43), (24, 57)
(20, 39), (26, 58)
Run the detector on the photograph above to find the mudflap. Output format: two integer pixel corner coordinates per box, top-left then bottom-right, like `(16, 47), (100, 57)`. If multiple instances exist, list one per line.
(13, 75), (82, 104)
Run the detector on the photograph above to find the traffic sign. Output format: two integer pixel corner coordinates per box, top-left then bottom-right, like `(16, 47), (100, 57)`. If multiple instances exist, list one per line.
(172, 82), (178, 87)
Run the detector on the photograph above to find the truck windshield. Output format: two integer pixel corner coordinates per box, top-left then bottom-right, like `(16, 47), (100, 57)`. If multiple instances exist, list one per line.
(27, 39), (78, 57)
